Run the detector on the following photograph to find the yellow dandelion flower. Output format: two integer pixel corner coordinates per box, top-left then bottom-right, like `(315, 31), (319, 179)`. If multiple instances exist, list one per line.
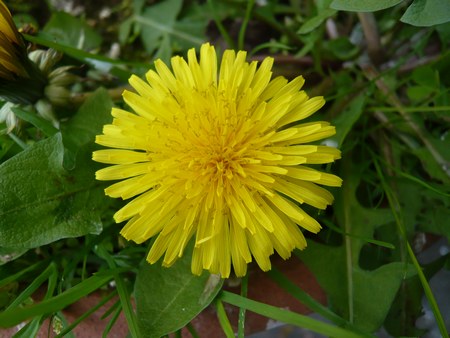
(93, 43), (342, 278)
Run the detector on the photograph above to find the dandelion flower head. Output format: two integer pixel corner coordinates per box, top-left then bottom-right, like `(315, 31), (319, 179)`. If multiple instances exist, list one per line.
(93, 43), (342, 278)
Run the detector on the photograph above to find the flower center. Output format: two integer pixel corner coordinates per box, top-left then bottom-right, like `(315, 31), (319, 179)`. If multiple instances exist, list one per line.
(190, 142), (246, 183)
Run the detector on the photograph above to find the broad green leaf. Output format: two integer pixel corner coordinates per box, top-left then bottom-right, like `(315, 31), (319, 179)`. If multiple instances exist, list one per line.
(119, 17), (134, 45)
(61, 88), (113, 149)
(420, 204), (450, 239)
(411, 137), (450, 183)
(401, 0), (450, 27)
(315, 0), (334, 8)
(135, 0), (205, 61)
(330, 93), (366, 147)
(0, 136), (15, 162)
(384, 256), (446, 336)
(406, 86), (435, 102)
(173, 13), (208, 50)
(324, 37), (360, 60)
(152, 33), (172, 65)
(135, 248), (223, 337)
(296, 27), (322, 58)
(61, 88), (113, 169)
(42, 12), (102, 51)
(133, 0), (147, 14)
(0, 89), (113, 250)
(436, 22), (450, 47)
(394, 179), (450, 239)
(411, 66), (438, 88)
(13, 14), (39, 30)
(298, 8), (337, 34)
(331, 0), (405, 12)
(0, 134), (101, 249)
(297, 159), (415, 332)
(299, 242), (416, 332)
(137, 0), (183, 56)
(373, 161), (449, 338)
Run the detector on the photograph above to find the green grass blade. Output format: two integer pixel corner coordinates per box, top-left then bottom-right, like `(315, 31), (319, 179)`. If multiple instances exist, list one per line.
(207, 0), (235, 50)
(406, 242), (449, 337)
(237, 274), (248, 338)
(133, 15), (204, 46)
(373, 158), (449, 338)
(322, 219), (395, 249)
(186, 323), (200, 338)
(216, 299), (235, 338)
(45, 264), (58, 299)
(55, 290), (117, 338)
(7, 133), (27, 150)
(102, 304), (122, 338)
(0, 273), (112, 327)
(6, 263), (57, 310)
(54, 312), (76, 338)
(373, 155), (450, 197)
(342, 158), (355, 324)
(12, 317), (41, 338)
(369, 106), (450, 113)
(396, 171), (450, 197)
(0, 260), (48, 288)
(101, 298), (121, 320)
(238, 0), (255, 51)
(220, 291), (374, 338)
(10, 264), (57, 338)
(11, 107), (58, 137)
(95, 244), (141, 338)
(249, 42), (292, 57)
(23, 34), (147, 68)
(267, 268), (350, 327)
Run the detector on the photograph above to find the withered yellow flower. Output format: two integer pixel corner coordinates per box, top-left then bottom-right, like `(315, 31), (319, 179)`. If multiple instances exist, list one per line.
(0, 0), (27, 79)
(0, 0), (47, 105)
(93, 43), (342, 278)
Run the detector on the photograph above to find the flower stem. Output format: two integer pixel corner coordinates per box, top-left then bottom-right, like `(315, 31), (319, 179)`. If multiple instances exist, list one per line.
(357, 12), (384, 65)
